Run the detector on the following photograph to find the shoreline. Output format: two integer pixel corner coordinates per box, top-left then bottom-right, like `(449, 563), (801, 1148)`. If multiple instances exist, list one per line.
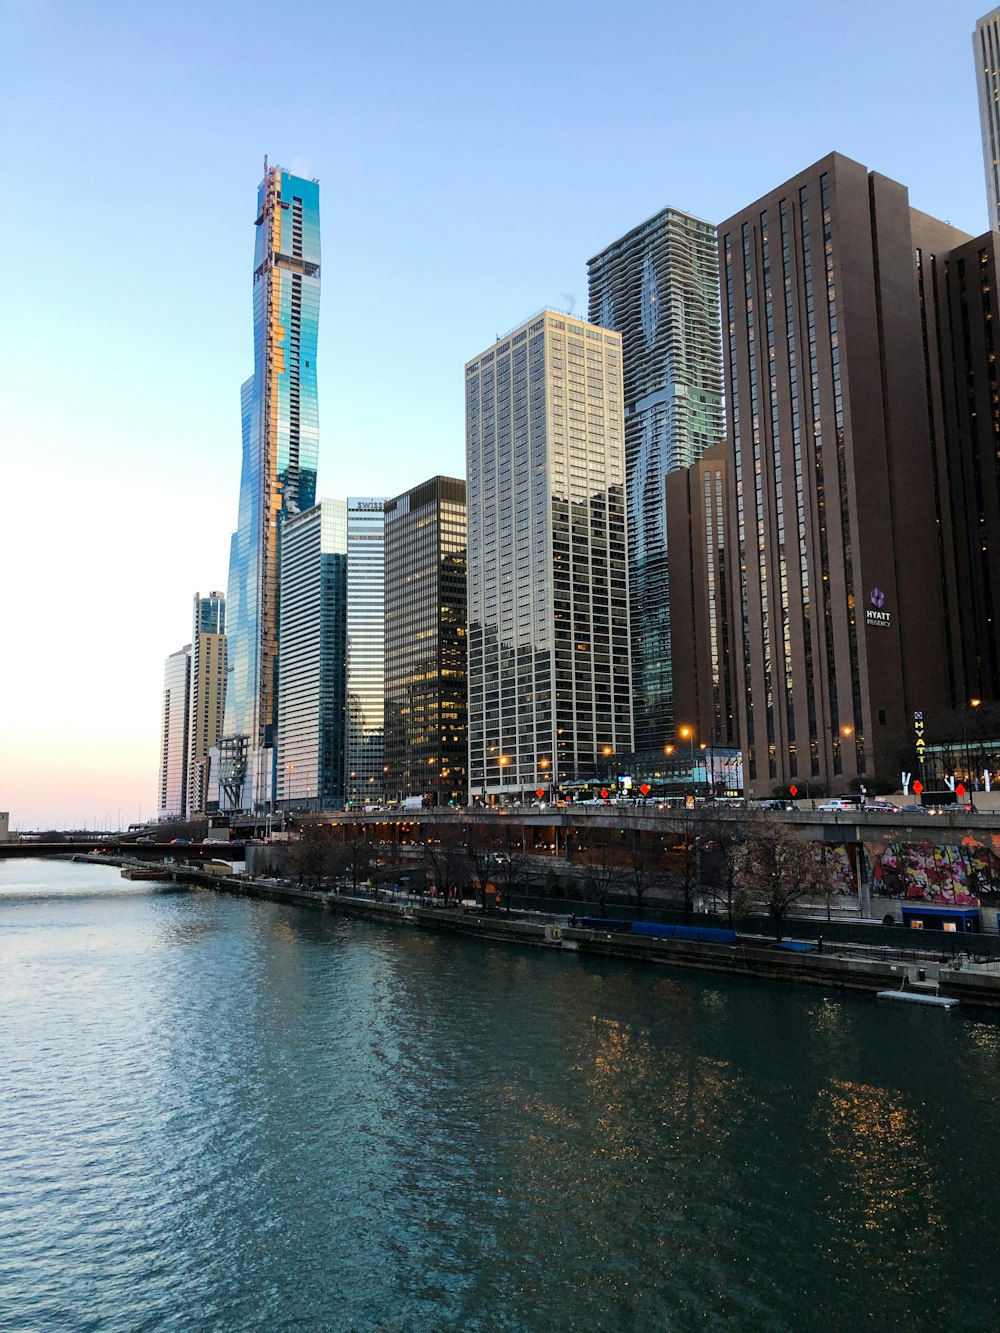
(147, 861), (1000, 1011)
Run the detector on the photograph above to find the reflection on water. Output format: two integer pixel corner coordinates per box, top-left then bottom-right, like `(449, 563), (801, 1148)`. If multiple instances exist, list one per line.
(1, 860), (1000, 1331)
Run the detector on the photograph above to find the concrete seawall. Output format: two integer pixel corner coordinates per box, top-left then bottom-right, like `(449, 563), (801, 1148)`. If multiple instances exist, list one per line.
(165, 867), (1000, 1009)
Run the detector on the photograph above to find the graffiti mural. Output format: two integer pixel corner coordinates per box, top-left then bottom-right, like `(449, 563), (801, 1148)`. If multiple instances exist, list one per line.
(869, 835), (1000, 906)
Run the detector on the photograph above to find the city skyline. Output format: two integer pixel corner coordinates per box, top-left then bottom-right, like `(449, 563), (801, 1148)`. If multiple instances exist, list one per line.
(1, 0), (994, 826)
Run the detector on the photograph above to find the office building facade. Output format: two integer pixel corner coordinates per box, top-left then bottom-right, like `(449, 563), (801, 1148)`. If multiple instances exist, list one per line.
(588, 209), (724, 750)
(187, 591), (227, 817)
(276, 502), (348, 812)
(664, 442), (738, 756)
(345, 498), (386, 809)
(719, 152), (974, 797)
(157, 645), (191, 821)
(384, 476), (468, 806)
(465, 310), (632, 801)
(975, 8), (1000, 231)
(222, 162), (320, 811)
(921, 229), (1000, 709)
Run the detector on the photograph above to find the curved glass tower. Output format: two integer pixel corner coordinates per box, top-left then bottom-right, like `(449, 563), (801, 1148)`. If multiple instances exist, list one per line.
(588, 208), (723, 752)
(222, 162), (321, 811)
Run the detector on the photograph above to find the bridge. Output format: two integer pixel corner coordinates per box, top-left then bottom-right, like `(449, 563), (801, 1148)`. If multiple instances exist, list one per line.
(311, 804), (1000, 851)
(0, 840), (246, 862)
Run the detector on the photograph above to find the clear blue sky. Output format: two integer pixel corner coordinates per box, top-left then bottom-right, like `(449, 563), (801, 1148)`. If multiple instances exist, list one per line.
(0, 0), (990, 827)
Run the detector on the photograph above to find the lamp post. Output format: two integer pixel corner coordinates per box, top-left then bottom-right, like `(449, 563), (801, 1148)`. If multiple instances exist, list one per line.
(678, 726), (696, 797)
(498, 753), (509, 805)
(963, 698), (981, 812)
(539, 756), (551, 802)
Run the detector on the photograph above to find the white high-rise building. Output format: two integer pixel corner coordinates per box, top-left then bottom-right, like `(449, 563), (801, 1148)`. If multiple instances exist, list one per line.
(276, 501), (348, 812)
(465, 310), (632, 802)
(975, 8), (1000, 231)
(157, 645), (191, 821)
(345, 498), (386, 809)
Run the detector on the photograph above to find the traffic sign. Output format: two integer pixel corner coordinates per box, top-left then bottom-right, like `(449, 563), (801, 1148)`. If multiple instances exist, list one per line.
(639, 783), (651, 796)
(913, 780), (923, 794)
(956, 783), (966, 797)
(789, 785), (798, 797)
(535, 787), (545, 799)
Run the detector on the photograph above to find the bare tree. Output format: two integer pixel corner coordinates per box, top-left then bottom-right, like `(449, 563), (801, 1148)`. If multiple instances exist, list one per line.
(491, 823), (532, 914)
(287, 823), (326, 887)
(341, 822), (374, 892)
(734, 819), (837, 941)
(663, 805), (704, 921)
(579, 829), (623, 918)
(700, 805), (754, 925)
(421, 823), (467, 907)
(463, 821), (501, 912)
(620, 812), (668, 921)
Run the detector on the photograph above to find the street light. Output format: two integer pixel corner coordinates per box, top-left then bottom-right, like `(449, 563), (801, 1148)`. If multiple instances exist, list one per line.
(963, 698), (981, 811)
(498, 753), (509, 804)
(678, 726), (696, 795)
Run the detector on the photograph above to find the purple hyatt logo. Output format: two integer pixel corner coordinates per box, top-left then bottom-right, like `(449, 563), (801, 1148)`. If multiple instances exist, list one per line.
(867, 587), (890, 628)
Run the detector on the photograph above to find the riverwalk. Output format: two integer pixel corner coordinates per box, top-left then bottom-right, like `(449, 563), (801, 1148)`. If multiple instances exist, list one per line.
(123, 857), (1000, 1010)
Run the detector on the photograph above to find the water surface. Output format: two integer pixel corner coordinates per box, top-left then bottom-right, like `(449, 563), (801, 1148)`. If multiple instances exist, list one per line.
(2, 859), (998, 1330)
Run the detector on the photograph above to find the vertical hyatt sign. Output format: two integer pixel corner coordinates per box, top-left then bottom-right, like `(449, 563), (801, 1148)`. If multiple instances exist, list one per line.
(866, 587), (891, 629)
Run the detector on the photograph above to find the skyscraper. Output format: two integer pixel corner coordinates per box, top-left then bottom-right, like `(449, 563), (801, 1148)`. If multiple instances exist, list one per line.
(384, 477), (468, 806)
(588, 208), (724, 751)
(187, 592), (227, 818)
(663, 443), (738, 756)
(465, 310), (632, 802)
(158, 645), (191, 821)
(344, 498), (386, 809)
(222, 162), (321, 812)
(719, 152), (970, 796)
(276, 502), (348, 812)
(975, 8), (1000, 231)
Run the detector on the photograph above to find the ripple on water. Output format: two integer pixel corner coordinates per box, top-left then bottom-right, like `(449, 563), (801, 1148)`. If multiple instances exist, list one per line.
(2, 866), (1000, 1330)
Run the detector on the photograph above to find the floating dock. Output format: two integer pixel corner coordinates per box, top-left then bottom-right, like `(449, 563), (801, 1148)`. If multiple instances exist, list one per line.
(877, 990), (959, 1008)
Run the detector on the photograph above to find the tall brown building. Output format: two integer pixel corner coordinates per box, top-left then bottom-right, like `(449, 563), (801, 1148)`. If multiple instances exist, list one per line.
(664, 443), (738, 754)
(719, 151), (1000, 797)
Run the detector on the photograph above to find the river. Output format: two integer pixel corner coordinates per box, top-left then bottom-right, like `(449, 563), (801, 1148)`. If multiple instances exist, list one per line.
(1, 859), (999, 1331)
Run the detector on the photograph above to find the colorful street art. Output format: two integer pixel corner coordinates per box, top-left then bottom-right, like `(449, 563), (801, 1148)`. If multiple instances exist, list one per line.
(868, 835), (1000, 906)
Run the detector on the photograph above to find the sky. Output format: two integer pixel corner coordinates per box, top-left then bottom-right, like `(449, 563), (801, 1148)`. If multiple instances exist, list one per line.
(0, 0), (993, 829)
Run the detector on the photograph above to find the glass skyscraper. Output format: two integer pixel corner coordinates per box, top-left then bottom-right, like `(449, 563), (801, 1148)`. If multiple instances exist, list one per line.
(344, 498), (386, 809)
(384, 477), (468, 806)
(276, 502), (347, 812)
(588, 208), (723, 751)
(975, 8), (1000, 231)
(222, 162), (321, 811)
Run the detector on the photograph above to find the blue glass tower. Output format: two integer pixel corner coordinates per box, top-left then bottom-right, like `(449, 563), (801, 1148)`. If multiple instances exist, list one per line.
(222, 162), (321, 811)
(588, 208), (723, 752)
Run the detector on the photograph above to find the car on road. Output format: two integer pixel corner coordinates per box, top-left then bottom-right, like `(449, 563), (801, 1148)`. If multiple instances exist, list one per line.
(817, 798), (862, 811)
